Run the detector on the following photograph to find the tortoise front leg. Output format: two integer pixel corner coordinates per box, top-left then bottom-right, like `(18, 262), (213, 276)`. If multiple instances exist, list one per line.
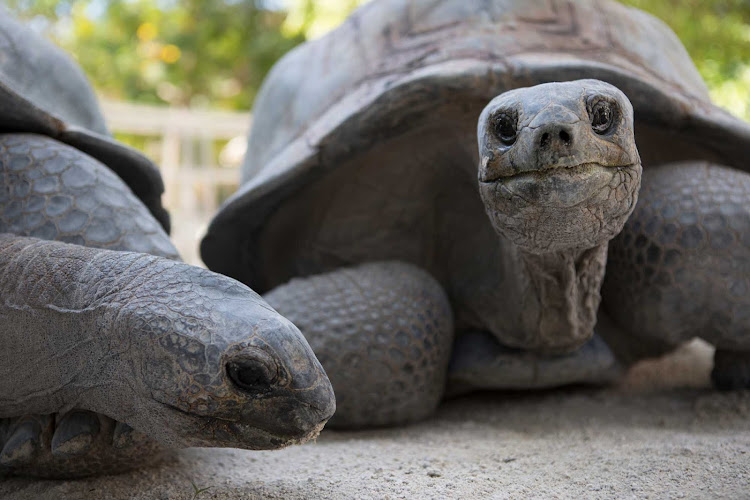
(0, 413), (162, 478)
(603, 162), (750, 388)
(264, 261), (454, 428)
(0, 133), (176, 477)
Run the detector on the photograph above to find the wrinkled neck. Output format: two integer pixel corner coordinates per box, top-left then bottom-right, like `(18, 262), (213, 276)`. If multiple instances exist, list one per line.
(515, 243), (608, 353)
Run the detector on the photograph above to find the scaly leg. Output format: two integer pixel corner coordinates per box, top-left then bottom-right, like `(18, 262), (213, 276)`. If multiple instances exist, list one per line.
(0, 133), (177, 477)
(265, 261), (454, 428)
(603, 162), (750, 387)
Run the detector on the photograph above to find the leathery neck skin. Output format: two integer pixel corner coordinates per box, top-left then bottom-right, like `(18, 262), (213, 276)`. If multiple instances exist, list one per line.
(476, 80), (642, 353)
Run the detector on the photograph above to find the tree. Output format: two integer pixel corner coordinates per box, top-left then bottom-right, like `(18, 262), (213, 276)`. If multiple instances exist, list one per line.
(6, 1), (749, 120)
(5, 0), (312, 109)
(619, 0), (750, 120)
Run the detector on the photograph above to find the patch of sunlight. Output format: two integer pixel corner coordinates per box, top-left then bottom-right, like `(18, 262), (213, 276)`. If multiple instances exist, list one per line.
(136, 21), (158, 42)
(160, 44), (181, 63)
(281, 0), (369, 40)
(709, 65), (750, 122)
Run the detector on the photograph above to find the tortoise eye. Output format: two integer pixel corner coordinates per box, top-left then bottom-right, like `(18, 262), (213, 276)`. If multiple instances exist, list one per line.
(492, 110), (518, 145)
(227, 352), (279, 396)
(589, 98), (618, 135)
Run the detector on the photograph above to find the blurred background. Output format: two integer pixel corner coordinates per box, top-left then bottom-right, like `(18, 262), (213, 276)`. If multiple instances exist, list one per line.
(5, 0), (750, 264)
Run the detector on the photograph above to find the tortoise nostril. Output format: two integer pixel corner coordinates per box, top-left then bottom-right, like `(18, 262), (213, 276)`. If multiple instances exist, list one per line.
(559, 130), (571, 145)
(539, 127), (573, 150)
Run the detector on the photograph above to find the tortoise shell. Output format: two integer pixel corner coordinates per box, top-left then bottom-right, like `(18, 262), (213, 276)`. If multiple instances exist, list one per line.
(0, 9), (169, 231)
(202, 0), (750, 292)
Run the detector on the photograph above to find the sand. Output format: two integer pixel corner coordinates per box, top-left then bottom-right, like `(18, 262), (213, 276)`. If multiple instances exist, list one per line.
(1, 340), (749, 499)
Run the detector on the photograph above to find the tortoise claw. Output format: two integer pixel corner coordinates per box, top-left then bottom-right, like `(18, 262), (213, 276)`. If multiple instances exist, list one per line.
(51, 410), (100, 457)
(0, 412), (165, 478)
(0, 417), (47, 467)
(112, 421), (144, 449)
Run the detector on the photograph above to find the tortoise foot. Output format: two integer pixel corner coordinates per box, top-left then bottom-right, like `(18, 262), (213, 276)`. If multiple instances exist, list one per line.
(712, 350), (750, 390)
(446, 332), (623, 397)
(0, 411), (164, 479)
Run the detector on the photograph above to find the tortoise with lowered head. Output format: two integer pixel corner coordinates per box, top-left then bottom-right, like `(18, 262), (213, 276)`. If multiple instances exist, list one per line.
(0, 10), (334, 478)
(202, 0), (750, 428)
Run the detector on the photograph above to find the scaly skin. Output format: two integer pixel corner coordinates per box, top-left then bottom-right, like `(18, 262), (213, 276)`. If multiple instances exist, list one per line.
(0, 133), (178, 258)
(262, 80), (641, 427)
(201, 0), (750, 428)
(0, 134), (335, 478)
(603, 161), (750, 381)
(0, 236), (334, 477)
(0, 8), (334, 477)
(265, 261), (453, 428)
(0, 132), (181, 477)
(476, 80), (641, 353)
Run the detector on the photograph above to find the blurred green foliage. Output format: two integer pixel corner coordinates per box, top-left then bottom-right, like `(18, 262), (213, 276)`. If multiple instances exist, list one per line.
(619, 0), (750, 120)
(6, 0), (316, 109)
(6, 0), (749, 120)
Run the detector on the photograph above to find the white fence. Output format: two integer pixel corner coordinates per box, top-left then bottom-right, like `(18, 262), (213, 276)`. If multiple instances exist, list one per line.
(101, 100), (251, 265)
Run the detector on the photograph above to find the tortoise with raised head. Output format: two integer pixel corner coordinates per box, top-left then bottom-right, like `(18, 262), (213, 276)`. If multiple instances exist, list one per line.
(202, 0), (750, 428)
(0, 10), (335, 478)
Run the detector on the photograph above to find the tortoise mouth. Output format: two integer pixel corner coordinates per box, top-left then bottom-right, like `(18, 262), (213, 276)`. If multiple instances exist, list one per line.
(478, 159), (641, 252)
(480, 161), (636, 183)
(480, 162), (637, 209)
(158, 400), (328, 449)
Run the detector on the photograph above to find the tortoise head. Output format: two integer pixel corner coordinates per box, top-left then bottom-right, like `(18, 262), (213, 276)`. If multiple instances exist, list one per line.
(477, 79), (642, 254)
(115, 263), (335, 449)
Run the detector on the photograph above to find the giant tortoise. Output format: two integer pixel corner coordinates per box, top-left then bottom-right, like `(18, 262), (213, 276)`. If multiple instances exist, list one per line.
(0, 9), (334, 478)
(202, 0), (750, 428)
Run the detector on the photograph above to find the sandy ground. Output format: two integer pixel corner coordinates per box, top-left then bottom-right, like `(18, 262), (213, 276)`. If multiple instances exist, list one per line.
(1, 340), (749, 499)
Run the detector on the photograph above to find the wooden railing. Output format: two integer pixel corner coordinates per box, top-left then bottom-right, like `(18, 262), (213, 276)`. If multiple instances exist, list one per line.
(100, 100), (250, 265)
